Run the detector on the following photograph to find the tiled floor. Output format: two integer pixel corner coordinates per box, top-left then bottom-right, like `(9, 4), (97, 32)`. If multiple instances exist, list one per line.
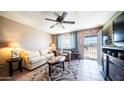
(77, 59), (104, 81)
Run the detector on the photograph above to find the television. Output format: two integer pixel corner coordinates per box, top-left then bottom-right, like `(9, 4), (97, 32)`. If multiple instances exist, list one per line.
(113, 12), (124, 47)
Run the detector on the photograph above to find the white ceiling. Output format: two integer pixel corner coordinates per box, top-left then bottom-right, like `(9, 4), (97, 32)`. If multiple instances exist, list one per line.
(0, 11), (116, 34)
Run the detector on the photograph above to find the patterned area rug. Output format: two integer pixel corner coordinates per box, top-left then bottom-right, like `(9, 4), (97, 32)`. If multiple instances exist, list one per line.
(14, 61), (79, 81)
(50, 62), (78, 81)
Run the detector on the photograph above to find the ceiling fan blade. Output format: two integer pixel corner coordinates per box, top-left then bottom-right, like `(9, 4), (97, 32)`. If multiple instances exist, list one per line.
(45, 18), (56, 22)
(61, 12), (67, 20)
(63, 21), (75, 24)
(50, 22), (59, 28)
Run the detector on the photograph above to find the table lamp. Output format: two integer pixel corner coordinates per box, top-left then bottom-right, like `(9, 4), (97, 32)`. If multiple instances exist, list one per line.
(9, 42), (21, 58)
(48, 43), (56, 52)
(51, 44), (56, 51)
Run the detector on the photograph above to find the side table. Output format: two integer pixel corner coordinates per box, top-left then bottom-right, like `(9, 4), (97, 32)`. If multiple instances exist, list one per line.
(7, 58), (23, 76)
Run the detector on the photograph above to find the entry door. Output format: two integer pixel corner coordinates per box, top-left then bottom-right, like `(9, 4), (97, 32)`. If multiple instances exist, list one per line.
(84, 35), (97, 60)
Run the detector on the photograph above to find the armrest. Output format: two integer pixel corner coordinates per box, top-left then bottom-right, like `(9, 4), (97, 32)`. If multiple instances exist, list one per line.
(21, 54), (30, 65)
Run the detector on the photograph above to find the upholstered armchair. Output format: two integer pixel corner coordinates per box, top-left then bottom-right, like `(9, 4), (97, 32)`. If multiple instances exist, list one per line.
(59, 49), (72, 61)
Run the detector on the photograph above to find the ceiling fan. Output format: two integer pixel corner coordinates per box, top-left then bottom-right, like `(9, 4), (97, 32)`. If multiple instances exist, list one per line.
(45, 12), (75, 28)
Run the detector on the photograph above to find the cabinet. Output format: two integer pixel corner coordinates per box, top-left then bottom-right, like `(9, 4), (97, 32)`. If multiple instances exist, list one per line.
(102, 46), (124, 81)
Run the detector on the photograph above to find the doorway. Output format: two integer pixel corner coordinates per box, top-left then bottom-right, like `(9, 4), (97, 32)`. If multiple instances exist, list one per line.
(84, 35), (97, 60)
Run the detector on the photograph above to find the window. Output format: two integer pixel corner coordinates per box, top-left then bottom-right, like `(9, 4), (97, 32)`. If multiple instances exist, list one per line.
(61, 33), (71, 49)
(57, 32), (76, 49)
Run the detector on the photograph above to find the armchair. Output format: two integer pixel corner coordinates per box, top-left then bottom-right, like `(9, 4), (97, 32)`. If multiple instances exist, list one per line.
(59, 49), (72, 61)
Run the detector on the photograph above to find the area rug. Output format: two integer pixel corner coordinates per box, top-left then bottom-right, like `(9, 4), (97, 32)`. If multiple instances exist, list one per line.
(50, 62), (77, 81)
(14, 61), (79, 81)
(0, 60), (79, 81)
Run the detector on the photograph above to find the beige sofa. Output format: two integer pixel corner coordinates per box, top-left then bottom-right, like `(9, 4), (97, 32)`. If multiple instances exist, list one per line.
(21, 49), (54, 70)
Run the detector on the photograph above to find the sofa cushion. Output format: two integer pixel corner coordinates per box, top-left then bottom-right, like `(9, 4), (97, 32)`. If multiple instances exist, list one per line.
(30, 56), (46, 64)
(39, 49), (49, 55)
(26, 51), (40, 58)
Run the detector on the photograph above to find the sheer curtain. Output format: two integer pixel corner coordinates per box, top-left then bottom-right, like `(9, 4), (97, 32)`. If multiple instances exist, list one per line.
(56, 32), (77, 49)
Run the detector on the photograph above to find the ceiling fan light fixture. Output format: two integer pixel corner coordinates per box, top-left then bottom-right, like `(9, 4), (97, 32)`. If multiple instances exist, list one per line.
(45, 12), (75, 29)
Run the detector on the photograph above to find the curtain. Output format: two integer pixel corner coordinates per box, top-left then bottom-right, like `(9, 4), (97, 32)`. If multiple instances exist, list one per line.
(70, 32), (77, 49)
(56, 34), (61, 49)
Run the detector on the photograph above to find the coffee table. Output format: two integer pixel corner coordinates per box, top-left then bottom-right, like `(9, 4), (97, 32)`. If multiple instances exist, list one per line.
(47, 56), (65, 76)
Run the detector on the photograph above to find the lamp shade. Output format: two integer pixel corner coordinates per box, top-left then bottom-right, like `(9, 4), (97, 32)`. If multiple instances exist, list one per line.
(9, 42), (21, 48)
(51, 44), (55, 47)
(50, 43), (56, 51)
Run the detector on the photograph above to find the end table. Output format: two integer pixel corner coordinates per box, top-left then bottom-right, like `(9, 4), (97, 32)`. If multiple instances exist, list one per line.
(7, 58), (23, 76)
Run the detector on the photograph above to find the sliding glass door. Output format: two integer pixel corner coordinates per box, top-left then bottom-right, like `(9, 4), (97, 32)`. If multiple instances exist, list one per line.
(84, 35), (97, 60)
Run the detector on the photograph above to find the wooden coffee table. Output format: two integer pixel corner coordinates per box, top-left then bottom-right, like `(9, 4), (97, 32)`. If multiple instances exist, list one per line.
(47, 56), (65, 76)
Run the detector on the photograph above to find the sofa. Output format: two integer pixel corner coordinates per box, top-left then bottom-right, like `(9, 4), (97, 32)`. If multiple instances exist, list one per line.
(20, 49), (54, 70)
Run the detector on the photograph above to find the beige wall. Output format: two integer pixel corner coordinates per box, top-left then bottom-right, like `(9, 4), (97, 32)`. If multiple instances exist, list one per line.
(52, 35), (57, 45)
(0, 16), (52, 64)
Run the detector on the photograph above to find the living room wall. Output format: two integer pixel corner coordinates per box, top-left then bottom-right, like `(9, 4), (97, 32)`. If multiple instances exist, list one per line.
(0, 16), (52, 64)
